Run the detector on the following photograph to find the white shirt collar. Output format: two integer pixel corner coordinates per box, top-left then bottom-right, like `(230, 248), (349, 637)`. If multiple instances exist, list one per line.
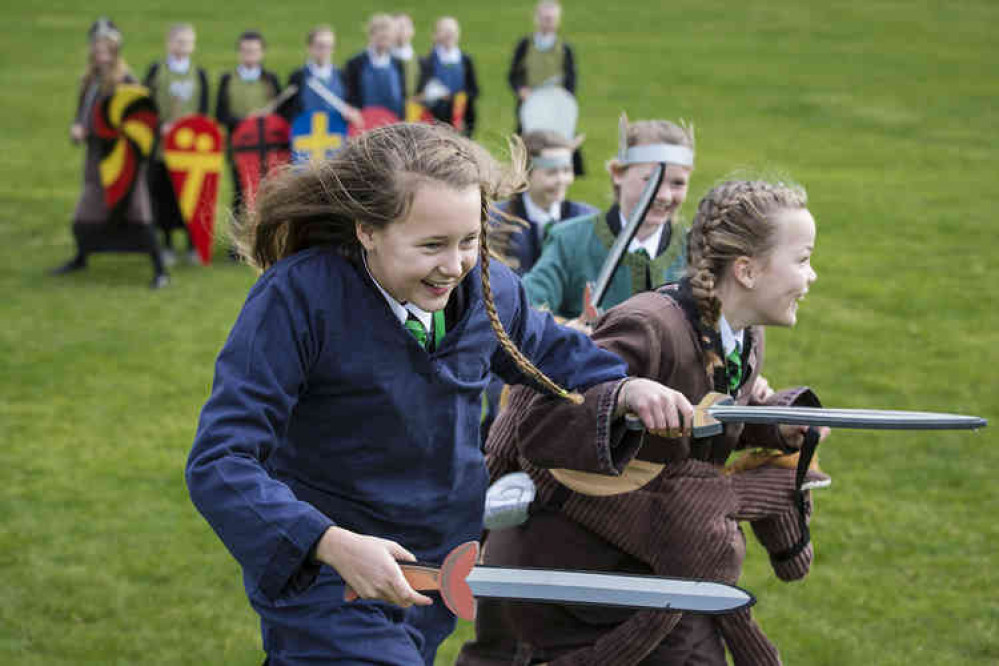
(307, 61), (333, 79)
(435, 45), (462, 64)
(523, 193), (561, 228)
(237, 65), (261, 81)
(533, 32), (557, 50)
(392, 44), (414, 61)
(363, 253), (433, 332)
(621, 209), (664, 257)
(367, 48), (392, 68)
(167, 55), (191, 74)
(719, 314), (744, 356)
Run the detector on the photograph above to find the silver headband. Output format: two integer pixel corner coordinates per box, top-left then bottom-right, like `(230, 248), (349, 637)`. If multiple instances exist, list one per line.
(620, 143), (694, 167)
(531, 153), (573, 170)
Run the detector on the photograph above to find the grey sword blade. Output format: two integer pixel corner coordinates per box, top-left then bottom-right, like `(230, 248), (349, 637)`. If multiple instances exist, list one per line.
(705, 405), (987, 434)
(590, 162), (665, 308)
(466, 566), (754, 614)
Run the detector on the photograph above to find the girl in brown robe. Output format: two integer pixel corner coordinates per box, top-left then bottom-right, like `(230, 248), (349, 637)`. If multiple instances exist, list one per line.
(459, 180), (831, 665)
(53, 18), (168, 289)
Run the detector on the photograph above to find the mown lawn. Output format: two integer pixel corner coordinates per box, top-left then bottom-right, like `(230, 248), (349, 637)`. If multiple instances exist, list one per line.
(0, 0), (995, 664)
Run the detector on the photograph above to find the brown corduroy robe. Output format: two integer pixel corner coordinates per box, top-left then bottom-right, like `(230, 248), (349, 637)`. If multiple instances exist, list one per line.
(458, 281), (825, 666)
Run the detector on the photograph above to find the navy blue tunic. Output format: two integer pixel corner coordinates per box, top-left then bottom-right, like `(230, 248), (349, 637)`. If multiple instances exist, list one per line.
(186, 247), (626, 660)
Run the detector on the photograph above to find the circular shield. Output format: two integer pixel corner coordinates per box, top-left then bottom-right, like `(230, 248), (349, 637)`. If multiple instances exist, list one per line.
(519, 86), (578, 140)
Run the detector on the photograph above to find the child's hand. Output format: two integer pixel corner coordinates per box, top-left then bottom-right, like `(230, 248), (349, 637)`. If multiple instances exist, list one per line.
(751, 375), (775, 403)
(778, 424), (831, 449)
(316, 526), (433, 608)
(616, 378), (693, 438)
(517, 87), (531, 101)
(70, 123), (85, 143)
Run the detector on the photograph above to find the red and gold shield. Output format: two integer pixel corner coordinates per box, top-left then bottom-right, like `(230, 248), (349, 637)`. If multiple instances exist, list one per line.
(164, 115), (223, 264)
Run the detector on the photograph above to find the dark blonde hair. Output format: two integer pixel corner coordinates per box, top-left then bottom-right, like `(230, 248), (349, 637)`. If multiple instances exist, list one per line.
(606, 116), (695, 200)
(687, 180), (808, 371)
(239, 123), (583, 404)
(84, 36), (131, 95)
(307, 24), (334, 45)
(522, 130), (576, 159)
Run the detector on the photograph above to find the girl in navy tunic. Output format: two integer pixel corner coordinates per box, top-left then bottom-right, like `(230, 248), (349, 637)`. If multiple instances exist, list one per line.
(186, 123), (691, 666)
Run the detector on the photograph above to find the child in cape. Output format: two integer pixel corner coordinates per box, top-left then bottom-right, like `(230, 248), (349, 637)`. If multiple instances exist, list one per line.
(53, 17), (169, 289)
(345, 14), (407, 121)
(508, 1), (584, 174)
(215, 30), (281, 219)
(416, 17), (480, 137)
(185, 123), (691, 665)
(459, 179), (831, 666)
(144, 23), (209, 266)
(523, 114), (695, 322)
(281, 25), (362, 127)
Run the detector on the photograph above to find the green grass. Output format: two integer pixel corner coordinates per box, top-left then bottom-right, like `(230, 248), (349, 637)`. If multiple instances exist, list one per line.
(1, 0), (996, 664)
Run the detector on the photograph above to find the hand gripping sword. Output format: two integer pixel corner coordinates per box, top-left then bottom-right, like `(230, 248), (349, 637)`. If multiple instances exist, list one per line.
(344, 541), (754, 620)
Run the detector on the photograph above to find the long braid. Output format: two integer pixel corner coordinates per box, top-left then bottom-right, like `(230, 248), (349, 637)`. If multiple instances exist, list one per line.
(478, 214), (584, 405)
(687, 180), (809, 376)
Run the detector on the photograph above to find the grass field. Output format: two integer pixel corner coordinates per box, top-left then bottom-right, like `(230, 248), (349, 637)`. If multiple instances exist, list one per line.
(1, 0), (996, 664)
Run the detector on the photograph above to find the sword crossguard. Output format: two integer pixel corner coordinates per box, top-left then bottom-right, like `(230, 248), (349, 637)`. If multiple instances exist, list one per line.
(342, 540), (480, 621)
(692, 392), (734, 438)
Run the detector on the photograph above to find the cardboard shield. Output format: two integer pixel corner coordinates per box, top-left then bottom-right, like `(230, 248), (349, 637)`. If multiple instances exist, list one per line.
(232, 114), (291, 209)
(290, 110), (347, 164)
(348, 106), (400, 137)
(519, 86), (578, 140)
(405, 99), (435, 124)
(452, 92), (469, 133)
(164, 115), (223, 264)
(92, 84), (158, 216)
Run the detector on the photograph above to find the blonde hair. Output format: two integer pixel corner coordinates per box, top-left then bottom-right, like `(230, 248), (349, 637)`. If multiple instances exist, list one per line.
(307, 24), (334, 44)
(84, 35), (131, 95)
(522, 130), (576, 157)
(367, 13), (394, 36)
(687, 180), (808, 373)
(167, 23), (195, 40)
(606, 114), (695, 200)
(238, 123), (583, 404)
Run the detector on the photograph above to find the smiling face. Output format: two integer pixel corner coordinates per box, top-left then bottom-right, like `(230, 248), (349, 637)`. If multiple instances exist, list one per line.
(527, 148), (574, 209)
(614, 161), (691, 240)
(435, 18), (460, 49)
(357, 182), (481, 312)
(743, 207), (817, 327)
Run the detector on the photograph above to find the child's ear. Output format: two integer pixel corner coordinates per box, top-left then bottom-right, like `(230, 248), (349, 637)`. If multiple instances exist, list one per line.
(355, 222), (377, 251)
(733, 256), (756, 289)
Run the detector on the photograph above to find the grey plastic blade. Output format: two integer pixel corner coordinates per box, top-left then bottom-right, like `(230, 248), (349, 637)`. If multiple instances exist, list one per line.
(467, 566), (754, 614)
(708, 405), (987, 431)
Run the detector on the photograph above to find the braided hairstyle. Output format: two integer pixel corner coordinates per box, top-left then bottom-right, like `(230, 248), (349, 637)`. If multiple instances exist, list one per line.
(237, 122), (582, 404)
(687, 180), (808, 374)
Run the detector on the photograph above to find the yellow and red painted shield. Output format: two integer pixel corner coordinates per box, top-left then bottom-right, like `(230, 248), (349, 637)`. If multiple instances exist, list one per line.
(164, 115), (223, 264)
(93, 84), (158, 216)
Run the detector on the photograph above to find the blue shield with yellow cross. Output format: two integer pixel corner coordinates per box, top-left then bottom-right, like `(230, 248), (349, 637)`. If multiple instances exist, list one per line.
(290, 110), (348, 165)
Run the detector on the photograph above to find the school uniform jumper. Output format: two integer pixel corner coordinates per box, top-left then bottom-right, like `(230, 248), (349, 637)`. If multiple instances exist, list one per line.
(281, 63), (349, 122)
(416, 48), (480, 137)
(186, 248), (629, 665)
(522, 205), (688, 319)
(143, 59), (210, 246)
(458, 279), (825, 666)
(344, 51), (407, 120)
(495, 193), (597, 276)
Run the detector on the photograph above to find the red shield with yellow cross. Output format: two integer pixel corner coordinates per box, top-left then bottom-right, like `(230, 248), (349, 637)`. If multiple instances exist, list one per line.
(164, 115), (223, 264)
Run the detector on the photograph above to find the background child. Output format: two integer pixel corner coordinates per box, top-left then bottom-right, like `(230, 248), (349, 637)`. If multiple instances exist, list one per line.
(345, 14), (406, 120)
(53, 17), (168, 289)
(281, 25), (362, 127)
(508, 1), (584, 174)
(461, 179), (830, 666)
(392, 12), (420, 100)
(494, 130), (595, 275)
(416, 17), (479, 137)
(523, 115), (695, 320)
(144, 22), (209, 266)
(215, 30), (281, 218)
(186, 123), (686, 665)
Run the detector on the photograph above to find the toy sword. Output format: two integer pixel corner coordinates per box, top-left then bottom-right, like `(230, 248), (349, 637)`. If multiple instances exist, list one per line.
(582, 161), (666, 320)
(344, 541), (754, 620)
(682, 392), (988, 438)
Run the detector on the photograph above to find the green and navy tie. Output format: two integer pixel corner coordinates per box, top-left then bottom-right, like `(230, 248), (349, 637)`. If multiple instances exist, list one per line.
(726, 347), (743, 393)
(404, 313), (428, 349)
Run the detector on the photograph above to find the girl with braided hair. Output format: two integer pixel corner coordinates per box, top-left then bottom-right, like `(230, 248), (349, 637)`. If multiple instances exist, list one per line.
(186, 123), (689, 666)
(460, 179), (830, 666)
